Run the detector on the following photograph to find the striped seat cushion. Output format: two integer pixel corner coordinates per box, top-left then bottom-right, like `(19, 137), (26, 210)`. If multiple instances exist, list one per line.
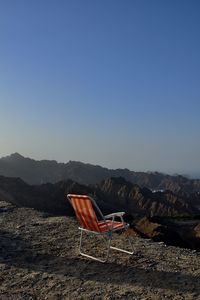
(98, 220), (127, 233)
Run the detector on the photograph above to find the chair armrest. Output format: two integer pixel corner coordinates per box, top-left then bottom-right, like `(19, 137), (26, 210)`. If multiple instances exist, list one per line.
(104, 212), (125, 219)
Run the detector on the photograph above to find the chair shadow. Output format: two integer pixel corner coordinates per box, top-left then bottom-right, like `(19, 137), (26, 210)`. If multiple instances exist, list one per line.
(0, 230), (200, 293)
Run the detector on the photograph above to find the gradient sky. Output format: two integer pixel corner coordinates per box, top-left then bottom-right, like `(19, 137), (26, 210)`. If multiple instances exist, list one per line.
(0, 1), (200, 177)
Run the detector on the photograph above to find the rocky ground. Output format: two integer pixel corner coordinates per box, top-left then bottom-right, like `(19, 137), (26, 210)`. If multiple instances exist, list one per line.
(1, 201), (200, 299)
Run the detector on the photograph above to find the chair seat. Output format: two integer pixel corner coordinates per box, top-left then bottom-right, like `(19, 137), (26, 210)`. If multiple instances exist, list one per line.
(98, 220), (128, 233)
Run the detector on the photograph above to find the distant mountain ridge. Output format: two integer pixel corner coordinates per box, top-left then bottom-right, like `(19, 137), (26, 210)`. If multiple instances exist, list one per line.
(0, 153), (200, 193)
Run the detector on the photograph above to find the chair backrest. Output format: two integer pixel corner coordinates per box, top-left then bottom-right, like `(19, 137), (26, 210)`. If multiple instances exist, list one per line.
(67, 194), (102, 232)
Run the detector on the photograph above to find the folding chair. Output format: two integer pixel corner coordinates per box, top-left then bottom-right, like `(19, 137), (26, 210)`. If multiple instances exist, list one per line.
(67, 194), (134, 263)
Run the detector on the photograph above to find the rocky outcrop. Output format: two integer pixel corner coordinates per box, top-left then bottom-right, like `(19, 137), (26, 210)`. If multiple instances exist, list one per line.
(130, 217), (192, 249)
(96, 177), (197, 217)
(131, 216), (200, 251)
(172, 222), (200, 251)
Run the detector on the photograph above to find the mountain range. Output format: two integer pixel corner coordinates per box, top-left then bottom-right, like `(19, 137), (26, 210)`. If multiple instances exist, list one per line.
(1, 153), (200, 250)
(0, 153), (200, 193)
(0, 175), (198, 217)
(1, 174), (200, 250)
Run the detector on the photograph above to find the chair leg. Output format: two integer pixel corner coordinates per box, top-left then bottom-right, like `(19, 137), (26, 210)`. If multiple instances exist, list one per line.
(110, 233), (134, 255)
(79, 230), (112, 263)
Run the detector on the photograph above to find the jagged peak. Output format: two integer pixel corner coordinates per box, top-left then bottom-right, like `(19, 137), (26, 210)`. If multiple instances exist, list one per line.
(3, 153), (25, 160)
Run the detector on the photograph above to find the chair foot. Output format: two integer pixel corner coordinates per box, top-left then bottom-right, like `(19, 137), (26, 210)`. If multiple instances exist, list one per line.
(110, 246), (134, 254)
(79, 251), (108, 263)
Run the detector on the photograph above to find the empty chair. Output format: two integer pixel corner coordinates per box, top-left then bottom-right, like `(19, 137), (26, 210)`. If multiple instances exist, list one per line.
(67, 194), (134, 262)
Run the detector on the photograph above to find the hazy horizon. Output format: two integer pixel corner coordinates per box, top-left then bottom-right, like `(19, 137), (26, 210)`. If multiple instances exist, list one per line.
(0, 152), (199, 179)
(1, 1), (200, 178)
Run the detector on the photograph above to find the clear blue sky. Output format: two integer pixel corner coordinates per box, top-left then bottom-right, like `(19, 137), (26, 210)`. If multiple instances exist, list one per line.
(0, 0), (200, 177)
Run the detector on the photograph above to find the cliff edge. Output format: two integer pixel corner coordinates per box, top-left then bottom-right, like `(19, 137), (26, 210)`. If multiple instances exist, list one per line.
(0, 200), (200, 299)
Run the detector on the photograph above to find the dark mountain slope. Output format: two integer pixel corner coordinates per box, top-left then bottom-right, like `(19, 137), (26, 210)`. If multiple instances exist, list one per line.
(0, 175), (198, 217)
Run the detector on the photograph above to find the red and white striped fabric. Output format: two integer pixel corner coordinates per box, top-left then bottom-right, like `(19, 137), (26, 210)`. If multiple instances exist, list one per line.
(67, 194), (100, 231)
(98, 220), (125, 233)
(67, 194), (126, 233)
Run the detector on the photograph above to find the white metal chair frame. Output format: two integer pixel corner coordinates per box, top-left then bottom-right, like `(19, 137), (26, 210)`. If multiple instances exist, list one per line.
(67, 194), (134, 263)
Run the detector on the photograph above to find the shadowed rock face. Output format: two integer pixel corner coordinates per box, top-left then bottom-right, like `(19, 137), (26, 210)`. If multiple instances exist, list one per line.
(0, 175), (198, 217)
(0, 176), (93, 216)
(0, 153), (200, 192)
(130, 217), (190, 249)
(96, 177), (197, 217)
